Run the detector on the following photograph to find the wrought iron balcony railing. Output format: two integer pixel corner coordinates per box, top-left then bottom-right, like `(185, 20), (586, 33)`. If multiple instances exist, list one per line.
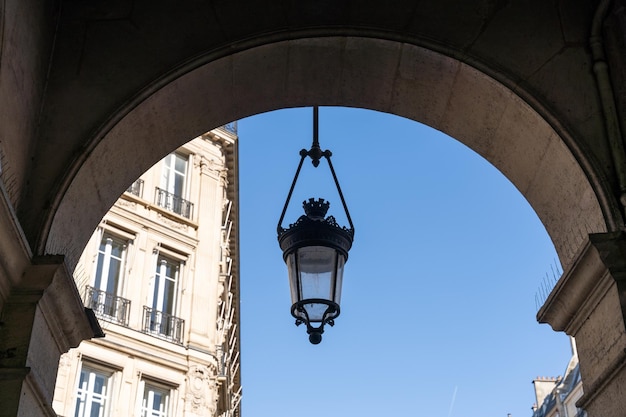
(142, 306), (185, 344)
(126, 178), (144, 198)
(85, 286), (131, 326)
(154, 187), (194, 219)
(220, 122), (237, 135)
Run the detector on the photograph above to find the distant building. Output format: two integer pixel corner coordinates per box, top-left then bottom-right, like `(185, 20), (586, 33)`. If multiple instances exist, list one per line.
(531, 338), (585, 417)
(52, 127), (241, 417)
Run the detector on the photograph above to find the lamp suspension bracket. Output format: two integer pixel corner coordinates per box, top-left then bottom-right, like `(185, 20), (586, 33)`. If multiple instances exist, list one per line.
(277, 106), (355, 235)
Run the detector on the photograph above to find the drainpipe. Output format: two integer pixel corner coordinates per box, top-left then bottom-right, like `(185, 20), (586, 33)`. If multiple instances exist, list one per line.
(591, 0), (626, 221)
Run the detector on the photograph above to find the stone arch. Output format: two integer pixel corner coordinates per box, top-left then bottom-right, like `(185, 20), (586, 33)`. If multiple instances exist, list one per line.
(45, 37), (608, 270)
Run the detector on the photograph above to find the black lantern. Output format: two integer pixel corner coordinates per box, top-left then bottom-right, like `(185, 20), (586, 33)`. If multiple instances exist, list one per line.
(277, 107), (355, 344)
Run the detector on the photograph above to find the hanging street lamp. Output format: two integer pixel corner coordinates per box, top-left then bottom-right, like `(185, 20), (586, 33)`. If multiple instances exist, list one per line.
(277, 107), (355, 344)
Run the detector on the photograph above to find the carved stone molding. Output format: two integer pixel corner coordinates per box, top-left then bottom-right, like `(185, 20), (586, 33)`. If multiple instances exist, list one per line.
(156, 213), (188, 232)
(117, 199), (137, 210)
(184, 365), (217, 416)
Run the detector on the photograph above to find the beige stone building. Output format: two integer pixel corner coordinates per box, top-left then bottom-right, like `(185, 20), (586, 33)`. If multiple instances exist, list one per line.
(531, 339), (586, 417)
(51, 127), (241, 417)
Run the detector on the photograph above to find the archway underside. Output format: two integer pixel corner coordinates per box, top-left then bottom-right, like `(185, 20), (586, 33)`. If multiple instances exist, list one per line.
(45, 37), (607, 271)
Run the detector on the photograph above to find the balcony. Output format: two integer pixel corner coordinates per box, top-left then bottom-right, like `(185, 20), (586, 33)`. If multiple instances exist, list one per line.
(220, 122), (237, 135)
(126, 178), (144, 198)
(154, 187), (194, 219)
(142, 306), (185, 344)
(85, 286), (131, 326)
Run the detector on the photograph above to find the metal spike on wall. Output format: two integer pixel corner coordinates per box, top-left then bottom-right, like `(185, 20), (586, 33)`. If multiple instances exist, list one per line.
(535, 260), (564, 312)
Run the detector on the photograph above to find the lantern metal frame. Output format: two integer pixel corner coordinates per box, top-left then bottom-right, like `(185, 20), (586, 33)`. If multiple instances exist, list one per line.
(277, 106), (355, 344)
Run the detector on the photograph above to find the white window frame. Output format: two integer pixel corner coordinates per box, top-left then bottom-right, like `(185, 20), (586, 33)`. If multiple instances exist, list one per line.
(73, 363), (113, 417)
(150, 254), (180, 316)
(138, 380), (172, 417)
(93, 232), (128, 296)
(161, 152), (189, 199)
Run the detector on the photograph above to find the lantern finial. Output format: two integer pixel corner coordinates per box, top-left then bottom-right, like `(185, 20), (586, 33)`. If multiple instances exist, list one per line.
(303, 198), (329, 220)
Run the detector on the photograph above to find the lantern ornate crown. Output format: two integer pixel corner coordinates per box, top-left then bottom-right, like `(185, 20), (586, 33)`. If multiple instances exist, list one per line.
(303, 198), (329, 219)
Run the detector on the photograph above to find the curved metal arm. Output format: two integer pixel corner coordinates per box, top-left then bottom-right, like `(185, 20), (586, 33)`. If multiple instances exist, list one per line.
(276, 106), (355, 235)
(324, 154), (355, 233)
(277, 150), (307, 235)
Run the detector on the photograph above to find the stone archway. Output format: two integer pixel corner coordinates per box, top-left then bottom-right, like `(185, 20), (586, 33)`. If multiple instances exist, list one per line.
(45, 37), (607, 274)
(9, 30), (625, 417)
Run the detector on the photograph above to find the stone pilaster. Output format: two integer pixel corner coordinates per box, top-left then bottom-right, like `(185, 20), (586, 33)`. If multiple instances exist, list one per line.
(186, 152), (224, 349)
(538, 232), (626, 417)
(0, 256), (101, 417)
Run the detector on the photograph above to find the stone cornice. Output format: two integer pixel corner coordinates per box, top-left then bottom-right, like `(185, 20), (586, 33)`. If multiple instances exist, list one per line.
(537, 232), (621, 335)
(30, 256), (101, 351)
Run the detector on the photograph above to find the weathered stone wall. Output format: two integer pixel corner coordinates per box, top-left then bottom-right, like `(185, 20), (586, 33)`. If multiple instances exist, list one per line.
(0, 0), (55, 212)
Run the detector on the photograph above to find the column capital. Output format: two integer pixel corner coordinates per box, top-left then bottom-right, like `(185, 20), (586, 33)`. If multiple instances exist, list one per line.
(537, 231), (626, 334)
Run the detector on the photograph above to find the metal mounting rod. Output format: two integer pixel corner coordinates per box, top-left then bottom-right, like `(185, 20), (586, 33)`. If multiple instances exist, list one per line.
(307, 106), (330, 167)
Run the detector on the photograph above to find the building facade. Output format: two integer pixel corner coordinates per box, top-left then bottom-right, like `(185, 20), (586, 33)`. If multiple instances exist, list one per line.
(51, 128), (241, 417)
(531, 339), (586, 417)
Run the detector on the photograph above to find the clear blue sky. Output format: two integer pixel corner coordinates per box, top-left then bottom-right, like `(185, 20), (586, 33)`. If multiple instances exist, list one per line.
(237, 107), (572, 417)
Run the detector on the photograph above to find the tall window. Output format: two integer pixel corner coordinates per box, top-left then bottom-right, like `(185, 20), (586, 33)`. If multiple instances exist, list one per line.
(156, 152), (193, 218)
(94, 234), (126, 295)
(161, 153), (188, 198)
(141, 383), (170, 417)
(151, 255), (179, 315)
(144, 254), (184, 342)
(86, 233), (131, 324)
(74, 365), (112, 417)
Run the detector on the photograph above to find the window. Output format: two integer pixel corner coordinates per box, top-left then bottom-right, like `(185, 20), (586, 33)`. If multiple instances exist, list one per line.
(74, 365), (112, 417)
(94, 234), (126, 295)
(161, 153), (188, 198)
(155, 152), (193, 218)
(143, 254), (184, 343)
(151, 255), (179, 315)
(141, 383), (170, 417)
(86, 233), (131, 325)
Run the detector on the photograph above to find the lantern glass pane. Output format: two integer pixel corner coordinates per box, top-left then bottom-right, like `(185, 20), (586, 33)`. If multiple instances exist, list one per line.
(286, 253), (299, 305)
(302, 301), (329, 322)
(334, 254), (346, 304)
(298, 246), (336, 300)
(297, 246), (337, 322)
